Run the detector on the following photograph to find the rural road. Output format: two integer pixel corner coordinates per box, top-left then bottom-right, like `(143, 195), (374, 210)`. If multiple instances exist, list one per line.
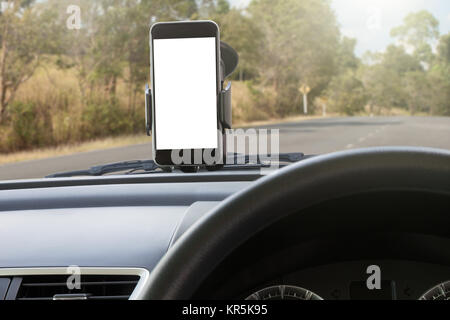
(1, 116), (449, 181)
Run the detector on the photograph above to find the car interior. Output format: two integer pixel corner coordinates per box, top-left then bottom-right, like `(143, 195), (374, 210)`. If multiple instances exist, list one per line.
(0, 1), (449, 305)
(0, 147), (449, 301)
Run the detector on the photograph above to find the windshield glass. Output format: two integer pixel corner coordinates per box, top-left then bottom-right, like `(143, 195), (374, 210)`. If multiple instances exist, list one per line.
(0, 0), (449, 180)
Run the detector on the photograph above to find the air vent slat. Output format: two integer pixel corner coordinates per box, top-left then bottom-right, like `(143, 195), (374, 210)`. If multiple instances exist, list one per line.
(18, 295), (131, 300)
(88, 295), (130, 300)
(14, 274), (140, 300)
(21, 281), (138, 287)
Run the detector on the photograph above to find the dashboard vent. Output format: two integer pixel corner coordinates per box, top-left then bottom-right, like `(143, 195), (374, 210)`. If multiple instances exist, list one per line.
(13, 274), (140, 300)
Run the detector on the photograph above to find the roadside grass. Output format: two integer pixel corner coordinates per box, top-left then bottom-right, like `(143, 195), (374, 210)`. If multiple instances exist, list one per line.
(0, 134), (150, 165)
(235, 114), (338, 128)
(0, 69), (429, 165)
(0, 114), (335, 165)
(1, 110), (431, 166)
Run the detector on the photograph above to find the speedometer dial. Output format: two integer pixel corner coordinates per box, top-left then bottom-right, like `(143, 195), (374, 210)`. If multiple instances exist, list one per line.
(246, 285), (323, 300)
(419, 281), (450, 300)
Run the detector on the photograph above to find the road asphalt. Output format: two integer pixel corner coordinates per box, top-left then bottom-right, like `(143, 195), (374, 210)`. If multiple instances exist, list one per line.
(0, 116), (449, 180)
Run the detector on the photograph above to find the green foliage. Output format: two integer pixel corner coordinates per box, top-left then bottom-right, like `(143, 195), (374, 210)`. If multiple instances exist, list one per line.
(356, 45), (422, 112)
(216, 0), (230, 15)
(390, 10), (440, 50)
(7, 101), (53, 149)
(0, 1), (65, 122)
(437, 33), (450, 64)
(359, 64), (404, 111)
(334, 13), (449, 117)
(327, 71), (368, 115)
(336, 37), (359, 72)
(0, 1), (449, 154)
(390, 10), (440, 65)
(382, 45), (422, 74)
(213, 8), (262, 81)
(428, 55), (450, 116)
(81, 98), (138, 140)
(402, 70), (431, 114)
(247, 0), (340, 113)
(19, 0), (35, 7)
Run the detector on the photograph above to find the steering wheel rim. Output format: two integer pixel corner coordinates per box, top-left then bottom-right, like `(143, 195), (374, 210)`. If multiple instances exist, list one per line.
(139, 147), (450, 300)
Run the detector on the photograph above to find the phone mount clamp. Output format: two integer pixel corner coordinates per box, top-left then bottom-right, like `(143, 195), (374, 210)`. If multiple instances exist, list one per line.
(145, 41), (239, 171)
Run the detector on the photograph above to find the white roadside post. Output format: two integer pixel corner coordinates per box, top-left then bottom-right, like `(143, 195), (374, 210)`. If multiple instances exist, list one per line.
(319, 97), (327, 117)
(299, 84), (311, 115)
(303, 93), (308, 114)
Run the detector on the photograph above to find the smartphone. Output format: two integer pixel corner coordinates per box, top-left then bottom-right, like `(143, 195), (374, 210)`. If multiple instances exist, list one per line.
(150, 21), (222, 167)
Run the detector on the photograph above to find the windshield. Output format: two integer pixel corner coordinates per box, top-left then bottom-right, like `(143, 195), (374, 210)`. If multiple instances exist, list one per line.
(0, 0), (449, 180)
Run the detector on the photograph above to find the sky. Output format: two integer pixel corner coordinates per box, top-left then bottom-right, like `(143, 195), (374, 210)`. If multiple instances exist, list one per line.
(230, 0), (450, 56)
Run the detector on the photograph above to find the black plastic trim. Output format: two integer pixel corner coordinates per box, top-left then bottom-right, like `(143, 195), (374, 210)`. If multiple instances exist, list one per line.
(0, 171), (262, 191)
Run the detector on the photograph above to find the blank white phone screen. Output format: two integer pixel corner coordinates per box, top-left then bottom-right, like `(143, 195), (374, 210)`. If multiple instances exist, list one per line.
(153, 37), (218, 150)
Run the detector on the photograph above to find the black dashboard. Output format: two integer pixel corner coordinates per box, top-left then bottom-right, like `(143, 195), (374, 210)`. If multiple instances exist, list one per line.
(0, 166), (449, 300)
(0, 173), (256, 271)
(193, 190), (450, 300)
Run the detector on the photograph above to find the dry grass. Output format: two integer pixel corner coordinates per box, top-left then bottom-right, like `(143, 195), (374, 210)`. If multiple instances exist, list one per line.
(0, 61), (144, 154)
(361, 105), (427, 117)
(0, 134), (149, 165)
(231, 81), (274, 122)
(0, 76), (337, 165)
(235, 114), (337, 127)
(0, 71), (338, 165)
(0, 113), (337, 165)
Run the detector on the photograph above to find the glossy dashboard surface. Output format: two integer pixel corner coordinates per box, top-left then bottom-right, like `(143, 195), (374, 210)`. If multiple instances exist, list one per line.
(0, 173), (257, 271)
(1, 169), (449, 300)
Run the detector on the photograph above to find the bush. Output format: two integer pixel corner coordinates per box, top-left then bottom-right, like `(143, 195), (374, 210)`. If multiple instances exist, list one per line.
(326, 71), (368, 115)
(7, 101), (54, 150)
(231, 81), (273, 123)
(81, 98), (132, 140)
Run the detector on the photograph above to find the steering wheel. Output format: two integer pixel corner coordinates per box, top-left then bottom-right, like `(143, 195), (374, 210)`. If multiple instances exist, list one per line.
(139, 147), (450, 299)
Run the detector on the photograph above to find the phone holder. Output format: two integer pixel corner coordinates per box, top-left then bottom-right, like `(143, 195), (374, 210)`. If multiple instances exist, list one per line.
(145, 41), (239, 136)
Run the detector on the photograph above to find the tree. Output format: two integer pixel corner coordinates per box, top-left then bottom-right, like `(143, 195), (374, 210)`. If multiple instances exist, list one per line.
(359, 63), (404, 113)
(216, 0), (230, 15)
(0, 0), (62, 123)
(53, 0), (199, 106)
(402, 70), (431, 115)
(97, 0), (199, 114)
(428, 33), (450, 116)
(437, 33), (450, 64)
(427, 67), (450, 116)
(247, 0), (340, 115)
(391, 10), (439, 49)
(212, 8), (262, 81)
(335, 37), (359, 72)
(357, 44), (425, 114)
(326, 70), (367, 115)
(390, 10), (439, 65)
(382, 44), (422, 75)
